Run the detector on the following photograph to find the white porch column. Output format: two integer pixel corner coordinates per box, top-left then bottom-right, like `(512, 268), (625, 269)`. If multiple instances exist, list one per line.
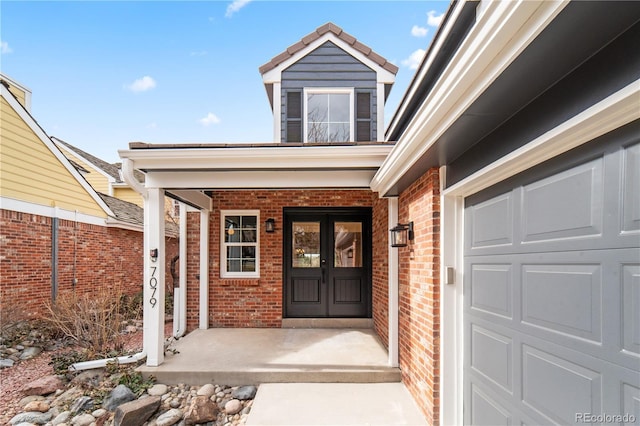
(173, 202), (188, 337)
(388, 197), (399, 367)
(144, 187), (165, 366)
(199, 209), (209, 329)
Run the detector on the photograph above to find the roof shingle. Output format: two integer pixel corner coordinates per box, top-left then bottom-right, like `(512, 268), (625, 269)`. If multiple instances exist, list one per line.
(259, 22), (398, 75)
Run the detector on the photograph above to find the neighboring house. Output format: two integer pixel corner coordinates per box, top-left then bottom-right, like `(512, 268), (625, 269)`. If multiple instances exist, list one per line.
(120, 4), (637, 424)
(53, 136), (146, 208)
(0, 74), (177, 315)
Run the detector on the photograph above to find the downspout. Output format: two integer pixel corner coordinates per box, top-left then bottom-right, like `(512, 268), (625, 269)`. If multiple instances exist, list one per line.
(51, 209), (59, 302)
(70, 159), (148, 371)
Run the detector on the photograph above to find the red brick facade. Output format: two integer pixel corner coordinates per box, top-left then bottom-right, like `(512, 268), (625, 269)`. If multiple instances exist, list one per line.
(371, 195), (389, 348)
(0, 209), (178, 316)
(184, 189), (386, 330)
(180, 182), (441, 424)
(397, 168), (441, 424)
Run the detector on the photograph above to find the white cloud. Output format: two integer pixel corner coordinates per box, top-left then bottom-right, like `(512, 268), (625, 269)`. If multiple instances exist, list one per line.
(1, 41), (12, 54)
(225, 0), (251, 18)
(427, 10), (444, 27)
(147, 122), (158, 129)
(402, 49), (426, 70)
(126, 76), (156, 93)
(199, 112), (221, 126)
(411, 25), (428, 37)
(190, 50), (207, 57)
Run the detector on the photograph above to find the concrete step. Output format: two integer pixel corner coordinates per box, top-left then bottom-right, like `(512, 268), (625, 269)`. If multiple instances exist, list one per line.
(137, 328), (400, 386)
(281, 318), (373, 329)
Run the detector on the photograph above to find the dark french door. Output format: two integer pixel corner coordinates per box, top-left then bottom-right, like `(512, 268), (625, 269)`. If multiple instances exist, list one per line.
(284, 208), (372, 318)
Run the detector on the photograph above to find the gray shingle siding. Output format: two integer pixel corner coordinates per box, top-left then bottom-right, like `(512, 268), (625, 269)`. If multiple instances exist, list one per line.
(280, 41), (378, 142)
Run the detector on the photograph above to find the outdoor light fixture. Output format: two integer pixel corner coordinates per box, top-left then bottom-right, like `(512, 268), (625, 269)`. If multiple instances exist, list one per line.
(390, 222), (414, 247)
(265, 218), (276, 233)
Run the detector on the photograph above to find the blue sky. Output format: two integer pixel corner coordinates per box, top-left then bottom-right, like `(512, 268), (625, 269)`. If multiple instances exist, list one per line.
(1, 1), (447, 163)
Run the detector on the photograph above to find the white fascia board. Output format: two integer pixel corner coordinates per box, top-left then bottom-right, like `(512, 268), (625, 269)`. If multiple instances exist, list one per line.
(386, 0), (468, 139)
(273, 82), (282, 142)
(1, 196), (107, 226)
(372, 0), (569, 196)
(444, 80), (640, 198)
(146, 170), (377, 190)
(0, 72), (32, 112)
(105, 218), (144, 232)
(1, 85), (115, 217)
(119, 144), (392, 171)
(261, 33), (396, 85)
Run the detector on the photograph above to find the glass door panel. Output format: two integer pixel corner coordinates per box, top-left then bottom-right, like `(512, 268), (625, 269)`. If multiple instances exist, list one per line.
(292, 221), (321, 268)
(334, 222), (363, 267)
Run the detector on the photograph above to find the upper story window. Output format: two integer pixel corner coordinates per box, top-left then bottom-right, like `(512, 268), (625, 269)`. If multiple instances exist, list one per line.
(221, 210), (260, 278)
(304, 88), (354, 143)
(286, 88), (372, 143)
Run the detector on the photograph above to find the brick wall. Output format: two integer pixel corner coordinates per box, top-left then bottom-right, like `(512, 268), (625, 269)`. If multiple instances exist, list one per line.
(184, 189), (382, 330)
(0, 209), (178, 317)
(372, 195), (389, 348)
(397, 168), (441, 425)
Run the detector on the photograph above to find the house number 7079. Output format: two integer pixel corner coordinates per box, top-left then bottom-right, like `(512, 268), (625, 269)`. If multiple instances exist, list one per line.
(149, 265), (158, 308)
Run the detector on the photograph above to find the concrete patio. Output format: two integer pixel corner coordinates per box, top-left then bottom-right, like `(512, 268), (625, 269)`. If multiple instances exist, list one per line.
(137, 327), (401, 386)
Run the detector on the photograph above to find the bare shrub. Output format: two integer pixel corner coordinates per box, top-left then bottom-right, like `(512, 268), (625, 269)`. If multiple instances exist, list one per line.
(40, 286), (126, 357)
(0, 301), (30, 345)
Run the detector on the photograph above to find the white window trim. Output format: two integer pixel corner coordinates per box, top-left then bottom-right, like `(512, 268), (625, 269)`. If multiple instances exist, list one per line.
(303, 87), (354, 143)
(220, 209), (260, 278)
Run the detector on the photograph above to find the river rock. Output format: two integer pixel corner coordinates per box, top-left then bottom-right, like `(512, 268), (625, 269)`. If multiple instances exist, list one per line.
(9, 411), (53, 425)
(102, 385), (136, 411)
(224, 399), (243, 415)
(184, 395), (218, 424)
(23, 400), (50, 413)
(70, 413), (95, 426)
(196, 383), (215, 397)
(155, 408), (183, 426)
(20, 347), (42, 360)
(232, 385), (257, 400)
(23, 375), (64, 396)
(113, 396), (160, 426)
(70, 396), (94, 414)
(147, 384), (168, 396)
(0, 358), (15, 368)
(52, 411), (71, 426)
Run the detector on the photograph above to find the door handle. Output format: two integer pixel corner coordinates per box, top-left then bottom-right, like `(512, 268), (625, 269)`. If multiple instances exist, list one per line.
(321, 259), (326, 283)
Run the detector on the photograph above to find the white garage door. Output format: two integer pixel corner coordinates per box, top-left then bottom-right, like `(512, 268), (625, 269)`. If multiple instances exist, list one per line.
(464, 136), (640, 424)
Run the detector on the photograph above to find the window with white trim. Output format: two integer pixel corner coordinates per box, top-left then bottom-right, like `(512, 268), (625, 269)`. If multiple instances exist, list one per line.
(304, 88), (354, 143)
(220, 210), (259, 278)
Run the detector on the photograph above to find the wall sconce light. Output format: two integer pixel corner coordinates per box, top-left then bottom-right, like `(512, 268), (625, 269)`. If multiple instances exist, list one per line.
(265, 218), (276, 233)
(390, 222), (414, 247)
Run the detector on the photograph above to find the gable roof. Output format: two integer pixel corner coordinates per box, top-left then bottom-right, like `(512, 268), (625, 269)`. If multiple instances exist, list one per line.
(259, 22), (398, 112)
(0, 80), (115, 218)
(259, 22), (398, 75)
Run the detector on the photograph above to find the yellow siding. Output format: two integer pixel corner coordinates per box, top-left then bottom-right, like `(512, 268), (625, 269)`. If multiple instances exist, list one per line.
(7, 85), (26, 109)
(59, 148), (111, 194)
(113, 187), (144, 207)
(0, 97), (106, 217)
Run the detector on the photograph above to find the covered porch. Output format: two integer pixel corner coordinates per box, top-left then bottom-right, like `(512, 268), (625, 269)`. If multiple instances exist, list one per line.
(117, 142), (402, 370)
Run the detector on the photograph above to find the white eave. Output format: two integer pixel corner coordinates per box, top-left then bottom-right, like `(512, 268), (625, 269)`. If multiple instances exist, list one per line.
(373, 0), (570, 196)
(119, 144), (393, 171)
(118, 144), (394, 191)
